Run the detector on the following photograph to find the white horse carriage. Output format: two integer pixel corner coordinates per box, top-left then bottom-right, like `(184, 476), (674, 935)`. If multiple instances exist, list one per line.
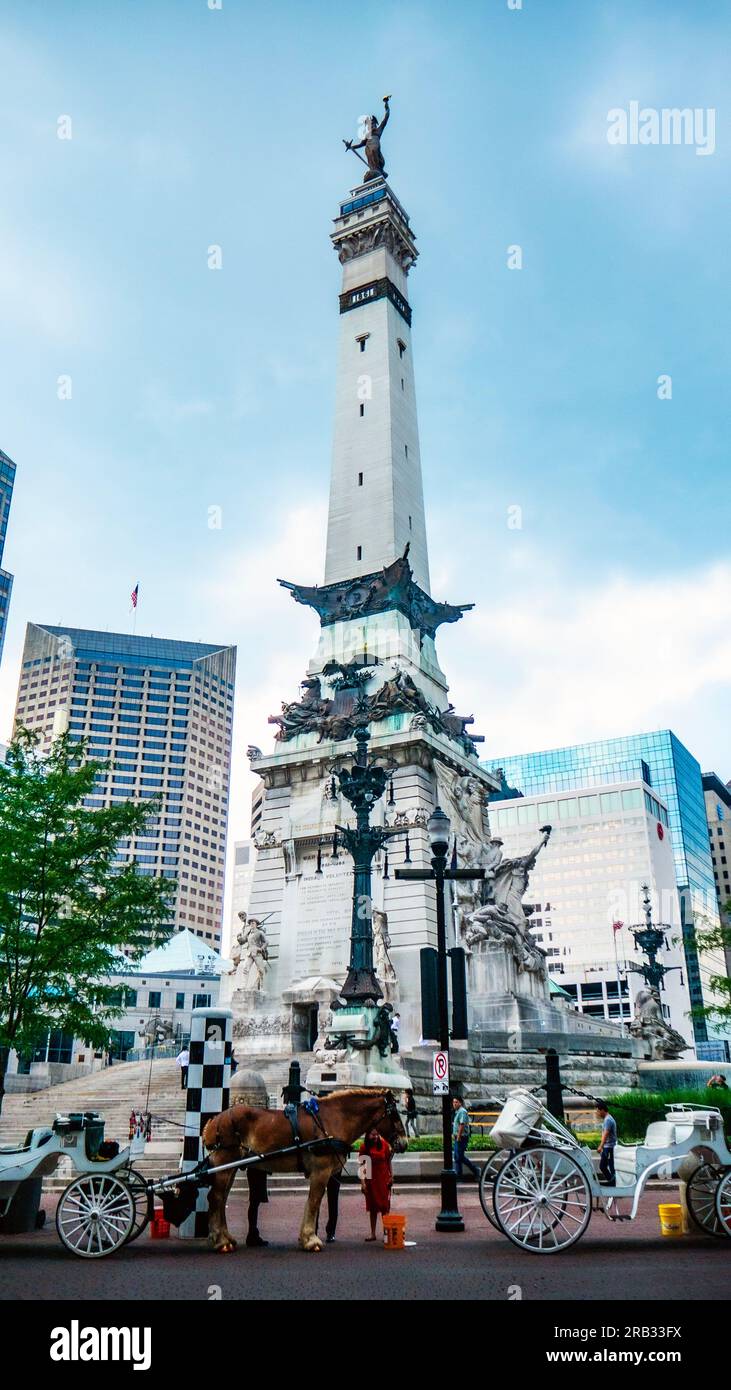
(479, 1088), (731, 1254)
(0, 1111), (148, 1258)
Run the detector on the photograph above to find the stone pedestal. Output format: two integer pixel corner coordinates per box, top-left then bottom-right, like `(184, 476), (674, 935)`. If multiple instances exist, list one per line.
(230, 989), (309, 1058)
(305, 1003), (412, 1093)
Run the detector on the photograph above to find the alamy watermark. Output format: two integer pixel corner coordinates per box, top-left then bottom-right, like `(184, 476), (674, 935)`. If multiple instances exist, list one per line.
(607, 102), (715, 157)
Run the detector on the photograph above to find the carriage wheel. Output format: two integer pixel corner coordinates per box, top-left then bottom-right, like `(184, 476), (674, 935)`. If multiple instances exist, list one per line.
(478, 1149), (512, 1230)
(686, 1162), (728, 1238)
(122, 1167), (152, 1244)
(714, 1169), (731, 1237)
(56, 1174), (135, 1258)
(493, 1145), (592, 1253)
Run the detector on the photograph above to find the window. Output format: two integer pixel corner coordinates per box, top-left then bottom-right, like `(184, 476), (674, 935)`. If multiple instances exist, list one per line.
(356, 545), (362, 561)
(397, 339), (406, 359)
(358, 472), (363, 486)
(148, 991), (161, 1008)
(175, 992), (185, 1010)
(359, 403), (364, 417)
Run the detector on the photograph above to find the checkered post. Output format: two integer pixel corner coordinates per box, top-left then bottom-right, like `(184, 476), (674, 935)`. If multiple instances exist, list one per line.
(179, 1005), (233, 1240)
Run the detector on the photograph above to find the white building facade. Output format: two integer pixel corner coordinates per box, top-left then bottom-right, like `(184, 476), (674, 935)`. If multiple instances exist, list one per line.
(489, 778), (694, 1045)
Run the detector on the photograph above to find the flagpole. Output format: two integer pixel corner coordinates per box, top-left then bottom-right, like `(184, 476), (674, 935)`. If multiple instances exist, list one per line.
(612, 923), (625, 1035)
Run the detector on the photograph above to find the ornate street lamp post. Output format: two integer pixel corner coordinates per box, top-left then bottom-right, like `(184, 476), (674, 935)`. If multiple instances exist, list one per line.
(332, 719), (399, 1004)
(396, 806), (484, 1233)
(626, 884), (681, 993)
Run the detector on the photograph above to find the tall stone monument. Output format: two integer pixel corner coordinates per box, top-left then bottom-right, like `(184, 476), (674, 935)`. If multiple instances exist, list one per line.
(229, 104), (641, 1094)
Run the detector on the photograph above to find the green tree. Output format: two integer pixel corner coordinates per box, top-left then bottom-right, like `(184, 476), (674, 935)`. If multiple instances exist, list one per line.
(689, 903), (731, 1030)
(0, 729), (175, 1113)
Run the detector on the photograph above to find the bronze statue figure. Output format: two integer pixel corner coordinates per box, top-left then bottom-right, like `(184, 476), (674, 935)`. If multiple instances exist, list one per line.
(344, 96), (391, 182)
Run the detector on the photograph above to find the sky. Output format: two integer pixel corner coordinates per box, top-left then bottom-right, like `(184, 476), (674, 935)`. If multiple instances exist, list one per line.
(1, 0), (730, 929)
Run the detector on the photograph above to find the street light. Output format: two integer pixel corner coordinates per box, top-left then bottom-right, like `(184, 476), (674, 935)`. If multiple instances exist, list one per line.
(396, 804), (484, 1233)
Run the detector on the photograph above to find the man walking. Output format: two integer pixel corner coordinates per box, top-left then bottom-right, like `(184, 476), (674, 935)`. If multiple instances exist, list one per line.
(404, 1089), (418, 1138)
(176, 1045), (190, 1090)
(595, 1099), (617, 1186)
(452, 1095), (480, 1179)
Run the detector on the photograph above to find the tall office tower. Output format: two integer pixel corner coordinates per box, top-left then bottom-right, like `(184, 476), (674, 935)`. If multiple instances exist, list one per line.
(486, 731), (728, 1058)
(702, 772), (731, 976)
(488, 775), (692, 1042)
(0, 447), (17, 663)
(14, 624), (236, 947)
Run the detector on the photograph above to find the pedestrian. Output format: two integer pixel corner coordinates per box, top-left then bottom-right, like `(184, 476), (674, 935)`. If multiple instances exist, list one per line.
(595, 1099), (617, 1186)
(452, 1095), (480, 1179)
(403, 1089), (418, 1138)
(358, 1127), (393, 1241)
(707, 1073), (729, 1090)
(325, 1172), (341, 1242)
(246, 1167), (269, 1247)
(176, 1045), (190, 1090)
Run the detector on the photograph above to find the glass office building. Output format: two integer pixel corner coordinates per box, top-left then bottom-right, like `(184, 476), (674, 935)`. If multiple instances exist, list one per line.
(14, 623), (236, 947)
(484, 731), (728, 1058)
(0, 447), (16, 663)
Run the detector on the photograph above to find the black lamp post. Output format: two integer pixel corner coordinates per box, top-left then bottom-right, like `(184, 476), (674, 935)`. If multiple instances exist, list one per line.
(332, 720), (401, 1005)
(396, 805), (484, 1232)
(626, 884), (681, 994)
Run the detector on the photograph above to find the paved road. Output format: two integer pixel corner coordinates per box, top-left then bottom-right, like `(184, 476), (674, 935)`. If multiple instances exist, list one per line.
(2, 1184), (728, 1301)
(1, 1187), (727, 1302)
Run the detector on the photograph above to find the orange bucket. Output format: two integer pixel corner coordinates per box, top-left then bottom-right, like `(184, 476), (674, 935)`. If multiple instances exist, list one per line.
(382, 1213), (406, 1250)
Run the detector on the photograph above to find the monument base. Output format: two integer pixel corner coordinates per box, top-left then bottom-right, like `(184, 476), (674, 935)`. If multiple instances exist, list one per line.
(305, 1002), (412, 1093)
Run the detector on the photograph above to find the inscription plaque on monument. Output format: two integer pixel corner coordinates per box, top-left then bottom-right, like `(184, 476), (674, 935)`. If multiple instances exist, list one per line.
(294, 856), (353, 977)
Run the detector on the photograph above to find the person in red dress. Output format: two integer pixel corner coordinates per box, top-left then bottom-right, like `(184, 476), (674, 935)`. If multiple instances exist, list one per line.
(359, 1127), (393, 1242)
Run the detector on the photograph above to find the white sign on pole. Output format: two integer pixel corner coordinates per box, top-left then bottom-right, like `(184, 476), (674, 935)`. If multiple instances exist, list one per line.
(433, 1049), (449, 1095)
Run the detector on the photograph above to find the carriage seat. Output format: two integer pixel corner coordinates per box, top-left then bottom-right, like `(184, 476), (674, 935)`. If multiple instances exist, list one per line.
(0, 1127), (54, 1157)
(610, 1143), (639, 1184)
(642, 1120), (678, 1149)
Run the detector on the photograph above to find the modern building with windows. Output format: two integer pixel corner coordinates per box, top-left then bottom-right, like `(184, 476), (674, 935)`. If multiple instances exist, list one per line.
(485, 730), (728, 1059)
(488, 777), (692, 1042)
(14, 623), (236, 947)
(0, 446), (17, 663)
(3, 929), (228, 1087)
(702, 772), (731, 976)
(105, 928), (227, 1061)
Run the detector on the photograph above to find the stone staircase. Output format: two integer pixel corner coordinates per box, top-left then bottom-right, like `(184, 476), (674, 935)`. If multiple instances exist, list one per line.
(0, 1059), (187, 1185)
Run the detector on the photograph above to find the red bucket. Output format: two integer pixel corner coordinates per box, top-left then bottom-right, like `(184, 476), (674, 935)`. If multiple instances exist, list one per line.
(150, 1208), (170, 1240)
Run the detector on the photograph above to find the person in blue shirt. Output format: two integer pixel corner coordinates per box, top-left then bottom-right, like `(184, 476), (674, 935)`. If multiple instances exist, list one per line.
(595, 1100), (617, 1187)
(452, 1095), (480, 1180)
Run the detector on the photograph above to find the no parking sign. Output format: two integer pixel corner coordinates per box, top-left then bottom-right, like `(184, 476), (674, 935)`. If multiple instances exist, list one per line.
(432, 1050), (449, 1095)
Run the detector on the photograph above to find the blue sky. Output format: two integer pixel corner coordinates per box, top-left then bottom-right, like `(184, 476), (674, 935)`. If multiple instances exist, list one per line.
(1, 1), (730, 902)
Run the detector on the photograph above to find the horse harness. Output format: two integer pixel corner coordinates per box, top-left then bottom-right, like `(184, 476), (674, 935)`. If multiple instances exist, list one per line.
(284, 1099), (350, 1173)
(205, 1092), (399, 1176)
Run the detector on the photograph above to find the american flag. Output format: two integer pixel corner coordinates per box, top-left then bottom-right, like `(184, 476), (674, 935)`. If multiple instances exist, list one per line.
(131, 583), (139, 609)
(612, 920), (624, 933)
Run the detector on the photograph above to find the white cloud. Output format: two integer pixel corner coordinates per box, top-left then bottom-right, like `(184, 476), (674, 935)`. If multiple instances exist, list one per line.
(447, 560), (731, 766)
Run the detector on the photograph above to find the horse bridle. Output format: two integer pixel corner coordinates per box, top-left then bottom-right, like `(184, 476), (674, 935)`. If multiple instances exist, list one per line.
(306, 1090), (403, 1173)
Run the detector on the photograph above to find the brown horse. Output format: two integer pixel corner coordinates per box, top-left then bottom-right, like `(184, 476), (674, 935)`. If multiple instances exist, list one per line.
(202, 1088), (407, 1252)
